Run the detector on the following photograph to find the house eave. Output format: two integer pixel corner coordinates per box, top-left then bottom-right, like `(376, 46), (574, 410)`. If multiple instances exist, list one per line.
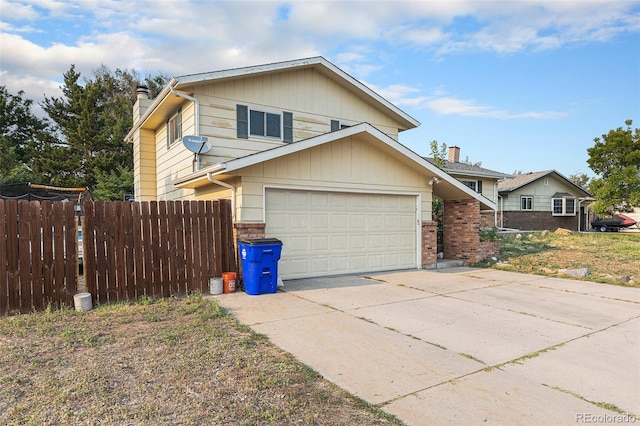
(171, 123), (495, 211)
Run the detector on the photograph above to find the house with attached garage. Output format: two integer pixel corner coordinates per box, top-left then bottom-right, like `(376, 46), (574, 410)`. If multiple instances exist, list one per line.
(497, 170), (595, 231)
(125, 57), (497, 280)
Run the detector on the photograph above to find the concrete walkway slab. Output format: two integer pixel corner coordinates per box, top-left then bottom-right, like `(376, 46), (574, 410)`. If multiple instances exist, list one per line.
(384, 368), (617, 425)
(351, 296), (586, 366)
(503, 317), (640, 415)
(251, 308), (481, 404)
(450, 283), (640, 330)
(212, 268), (640, 425)
(284, 275), (435, 311)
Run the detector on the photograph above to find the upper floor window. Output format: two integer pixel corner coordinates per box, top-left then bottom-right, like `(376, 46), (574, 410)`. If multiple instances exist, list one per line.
(167, 108), (182, 148)
(462, 180), (483, 194)
(250, 110), (281, 138)
(237, 104), (292, 143)
(552, 197), (576, 216)
(521, 196), (533, 210)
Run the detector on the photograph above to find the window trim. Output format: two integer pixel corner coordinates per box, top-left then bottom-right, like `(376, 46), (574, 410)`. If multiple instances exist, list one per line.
(249, 107), (282, 140)
(551, 197), (576, 216)
(166, 108), (182, 149)
(520, 196), (533, 211)
(462, 180), (483, 194)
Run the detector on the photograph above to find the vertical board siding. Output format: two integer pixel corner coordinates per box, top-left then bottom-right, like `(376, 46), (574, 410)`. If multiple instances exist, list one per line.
(0, 199), (235, 316)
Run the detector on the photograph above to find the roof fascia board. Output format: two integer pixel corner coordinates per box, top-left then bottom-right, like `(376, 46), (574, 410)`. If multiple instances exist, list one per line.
(446, 170), (513, 179)
(175, 57), (419, 129)
(499, 170), (591, 197)
(124, 78), (177, 141)
(183, 123), (494, 210)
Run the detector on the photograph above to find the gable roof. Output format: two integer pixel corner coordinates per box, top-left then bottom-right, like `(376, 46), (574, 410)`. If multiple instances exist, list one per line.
(125, 57), (419, 141)
(498, 170), (592, 197)
(173, 122), (496, 210)
(425, 158), (513, 179)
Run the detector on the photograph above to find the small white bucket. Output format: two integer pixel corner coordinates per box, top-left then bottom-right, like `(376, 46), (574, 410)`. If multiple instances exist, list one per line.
(74, 292), (92, 311)
(209, 277), (224, 295)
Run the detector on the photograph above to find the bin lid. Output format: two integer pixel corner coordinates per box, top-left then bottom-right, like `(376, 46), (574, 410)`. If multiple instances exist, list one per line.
(239, 238), (282, 245)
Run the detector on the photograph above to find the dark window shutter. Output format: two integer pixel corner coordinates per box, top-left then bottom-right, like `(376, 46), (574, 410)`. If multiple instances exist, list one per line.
(283, 112), (293, 143)
(331, 120), (339, 132)
(166, 119), (170, 149)
(477, 180), (483, 194)
(237, 104), (248, 139)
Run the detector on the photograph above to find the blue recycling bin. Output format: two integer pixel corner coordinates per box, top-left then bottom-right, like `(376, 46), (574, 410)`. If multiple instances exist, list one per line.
(238, 238), (283, 295)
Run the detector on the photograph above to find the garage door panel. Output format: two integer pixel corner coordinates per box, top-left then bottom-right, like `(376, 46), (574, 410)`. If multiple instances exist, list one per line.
(266, 189), (417, 279)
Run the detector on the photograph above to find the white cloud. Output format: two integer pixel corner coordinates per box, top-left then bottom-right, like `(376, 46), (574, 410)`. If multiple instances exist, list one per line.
(424, 95), (567, 119)
(0, 0), (637, 115)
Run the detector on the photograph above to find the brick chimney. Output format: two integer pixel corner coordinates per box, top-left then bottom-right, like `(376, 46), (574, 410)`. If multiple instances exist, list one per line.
(448, 146), (460, 163)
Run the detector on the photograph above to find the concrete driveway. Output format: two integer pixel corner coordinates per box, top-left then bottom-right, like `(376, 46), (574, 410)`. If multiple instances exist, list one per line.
(213, 268), (640, 425)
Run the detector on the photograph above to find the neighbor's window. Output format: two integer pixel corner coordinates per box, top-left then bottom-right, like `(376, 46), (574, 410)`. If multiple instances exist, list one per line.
(521, 196), (533, 210)
(552, 197), (576, 216)
(167, 108), (182, 148)
(250, 109), (281, 139)
(462, 180), (483, 193)
(462, 180), (477, 192)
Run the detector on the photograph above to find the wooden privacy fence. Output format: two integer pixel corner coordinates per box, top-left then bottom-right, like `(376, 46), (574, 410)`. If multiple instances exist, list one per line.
(0, 199), (236, 316)
(0, 199), (79, 315)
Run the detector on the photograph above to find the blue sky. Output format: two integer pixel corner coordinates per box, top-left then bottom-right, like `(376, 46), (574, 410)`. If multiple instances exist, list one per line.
(1, 0), (639, 177)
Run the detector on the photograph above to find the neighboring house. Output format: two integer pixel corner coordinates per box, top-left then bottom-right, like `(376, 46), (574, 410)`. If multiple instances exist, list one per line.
(426, 146), (513, 227)
(125, 57), (496, 279)
(497, 170), (594, 231)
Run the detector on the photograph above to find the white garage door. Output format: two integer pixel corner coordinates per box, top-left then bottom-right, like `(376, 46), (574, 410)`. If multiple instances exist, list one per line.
(265, 188), (417, 279)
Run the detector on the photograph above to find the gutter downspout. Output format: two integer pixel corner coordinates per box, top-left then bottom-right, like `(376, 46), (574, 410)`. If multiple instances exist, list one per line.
(169, 86), (199, 136)
(493, 182), (498, 227)
(207, 173), (236, 221)
(169, 86), (203, 170)
(498, 195), (504, 229)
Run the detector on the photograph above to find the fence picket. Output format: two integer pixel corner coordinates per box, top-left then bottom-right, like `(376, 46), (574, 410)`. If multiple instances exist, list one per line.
(30, 201), (43, 311)
(0, 200), (7, 316)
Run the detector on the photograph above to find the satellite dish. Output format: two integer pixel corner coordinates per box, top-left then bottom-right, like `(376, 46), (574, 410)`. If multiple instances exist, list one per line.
(182, 135), (211, 154)
(182, 135), (211, 171)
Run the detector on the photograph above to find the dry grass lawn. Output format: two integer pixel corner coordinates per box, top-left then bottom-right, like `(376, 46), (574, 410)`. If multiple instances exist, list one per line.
(494, 231), (640, 286)
(0, 294), (402, 425)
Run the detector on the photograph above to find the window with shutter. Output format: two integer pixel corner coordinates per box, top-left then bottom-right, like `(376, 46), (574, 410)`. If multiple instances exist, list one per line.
(166, 107), (182, 148)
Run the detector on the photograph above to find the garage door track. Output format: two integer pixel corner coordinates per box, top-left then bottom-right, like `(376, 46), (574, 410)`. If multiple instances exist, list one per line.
(214, 268), (640, 425)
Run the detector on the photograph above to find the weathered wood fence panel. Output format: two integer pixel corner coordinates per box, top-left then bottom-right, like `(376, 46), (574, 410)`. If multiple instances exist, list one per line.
(1, 199), (237, 316)
(82, 200), (236, 305)
(0, 199), (78, 315)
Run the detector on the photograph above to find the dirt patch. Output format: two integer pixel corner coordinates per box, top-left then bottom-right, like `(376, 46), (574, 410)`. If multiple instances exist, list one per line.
(0, 295), (401, 425)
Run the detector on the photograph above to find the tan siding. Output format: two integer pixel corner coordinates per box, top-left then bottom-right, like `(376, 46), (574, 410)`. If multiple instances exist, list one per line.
(148, 67), (408, 200)
(225, 136), (431, 222)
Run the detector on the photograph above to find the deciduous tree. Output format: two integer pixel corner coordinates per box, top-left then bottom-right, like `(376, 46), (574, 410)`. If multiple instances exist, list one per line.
(587, 120), (640, 215)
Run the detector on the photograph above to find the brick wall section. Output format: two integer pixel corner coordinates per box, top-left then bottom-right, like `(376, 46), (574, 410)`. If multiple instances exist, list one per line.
(421, 221), (438, 268)
(443, 198), (481, 263)
(480, 210), (499, 228)
(233, 223), (266, 282)
(234, 222), (266, 242)
(503, 211), (577, 231)
(478, 241), (500, 261)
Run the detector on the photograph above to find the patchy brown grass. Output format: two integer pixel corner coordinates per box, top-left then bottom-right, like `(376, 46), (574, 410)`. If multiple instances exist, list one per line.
(493, 231), (640, 286)
(0, 294), (402, 425)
